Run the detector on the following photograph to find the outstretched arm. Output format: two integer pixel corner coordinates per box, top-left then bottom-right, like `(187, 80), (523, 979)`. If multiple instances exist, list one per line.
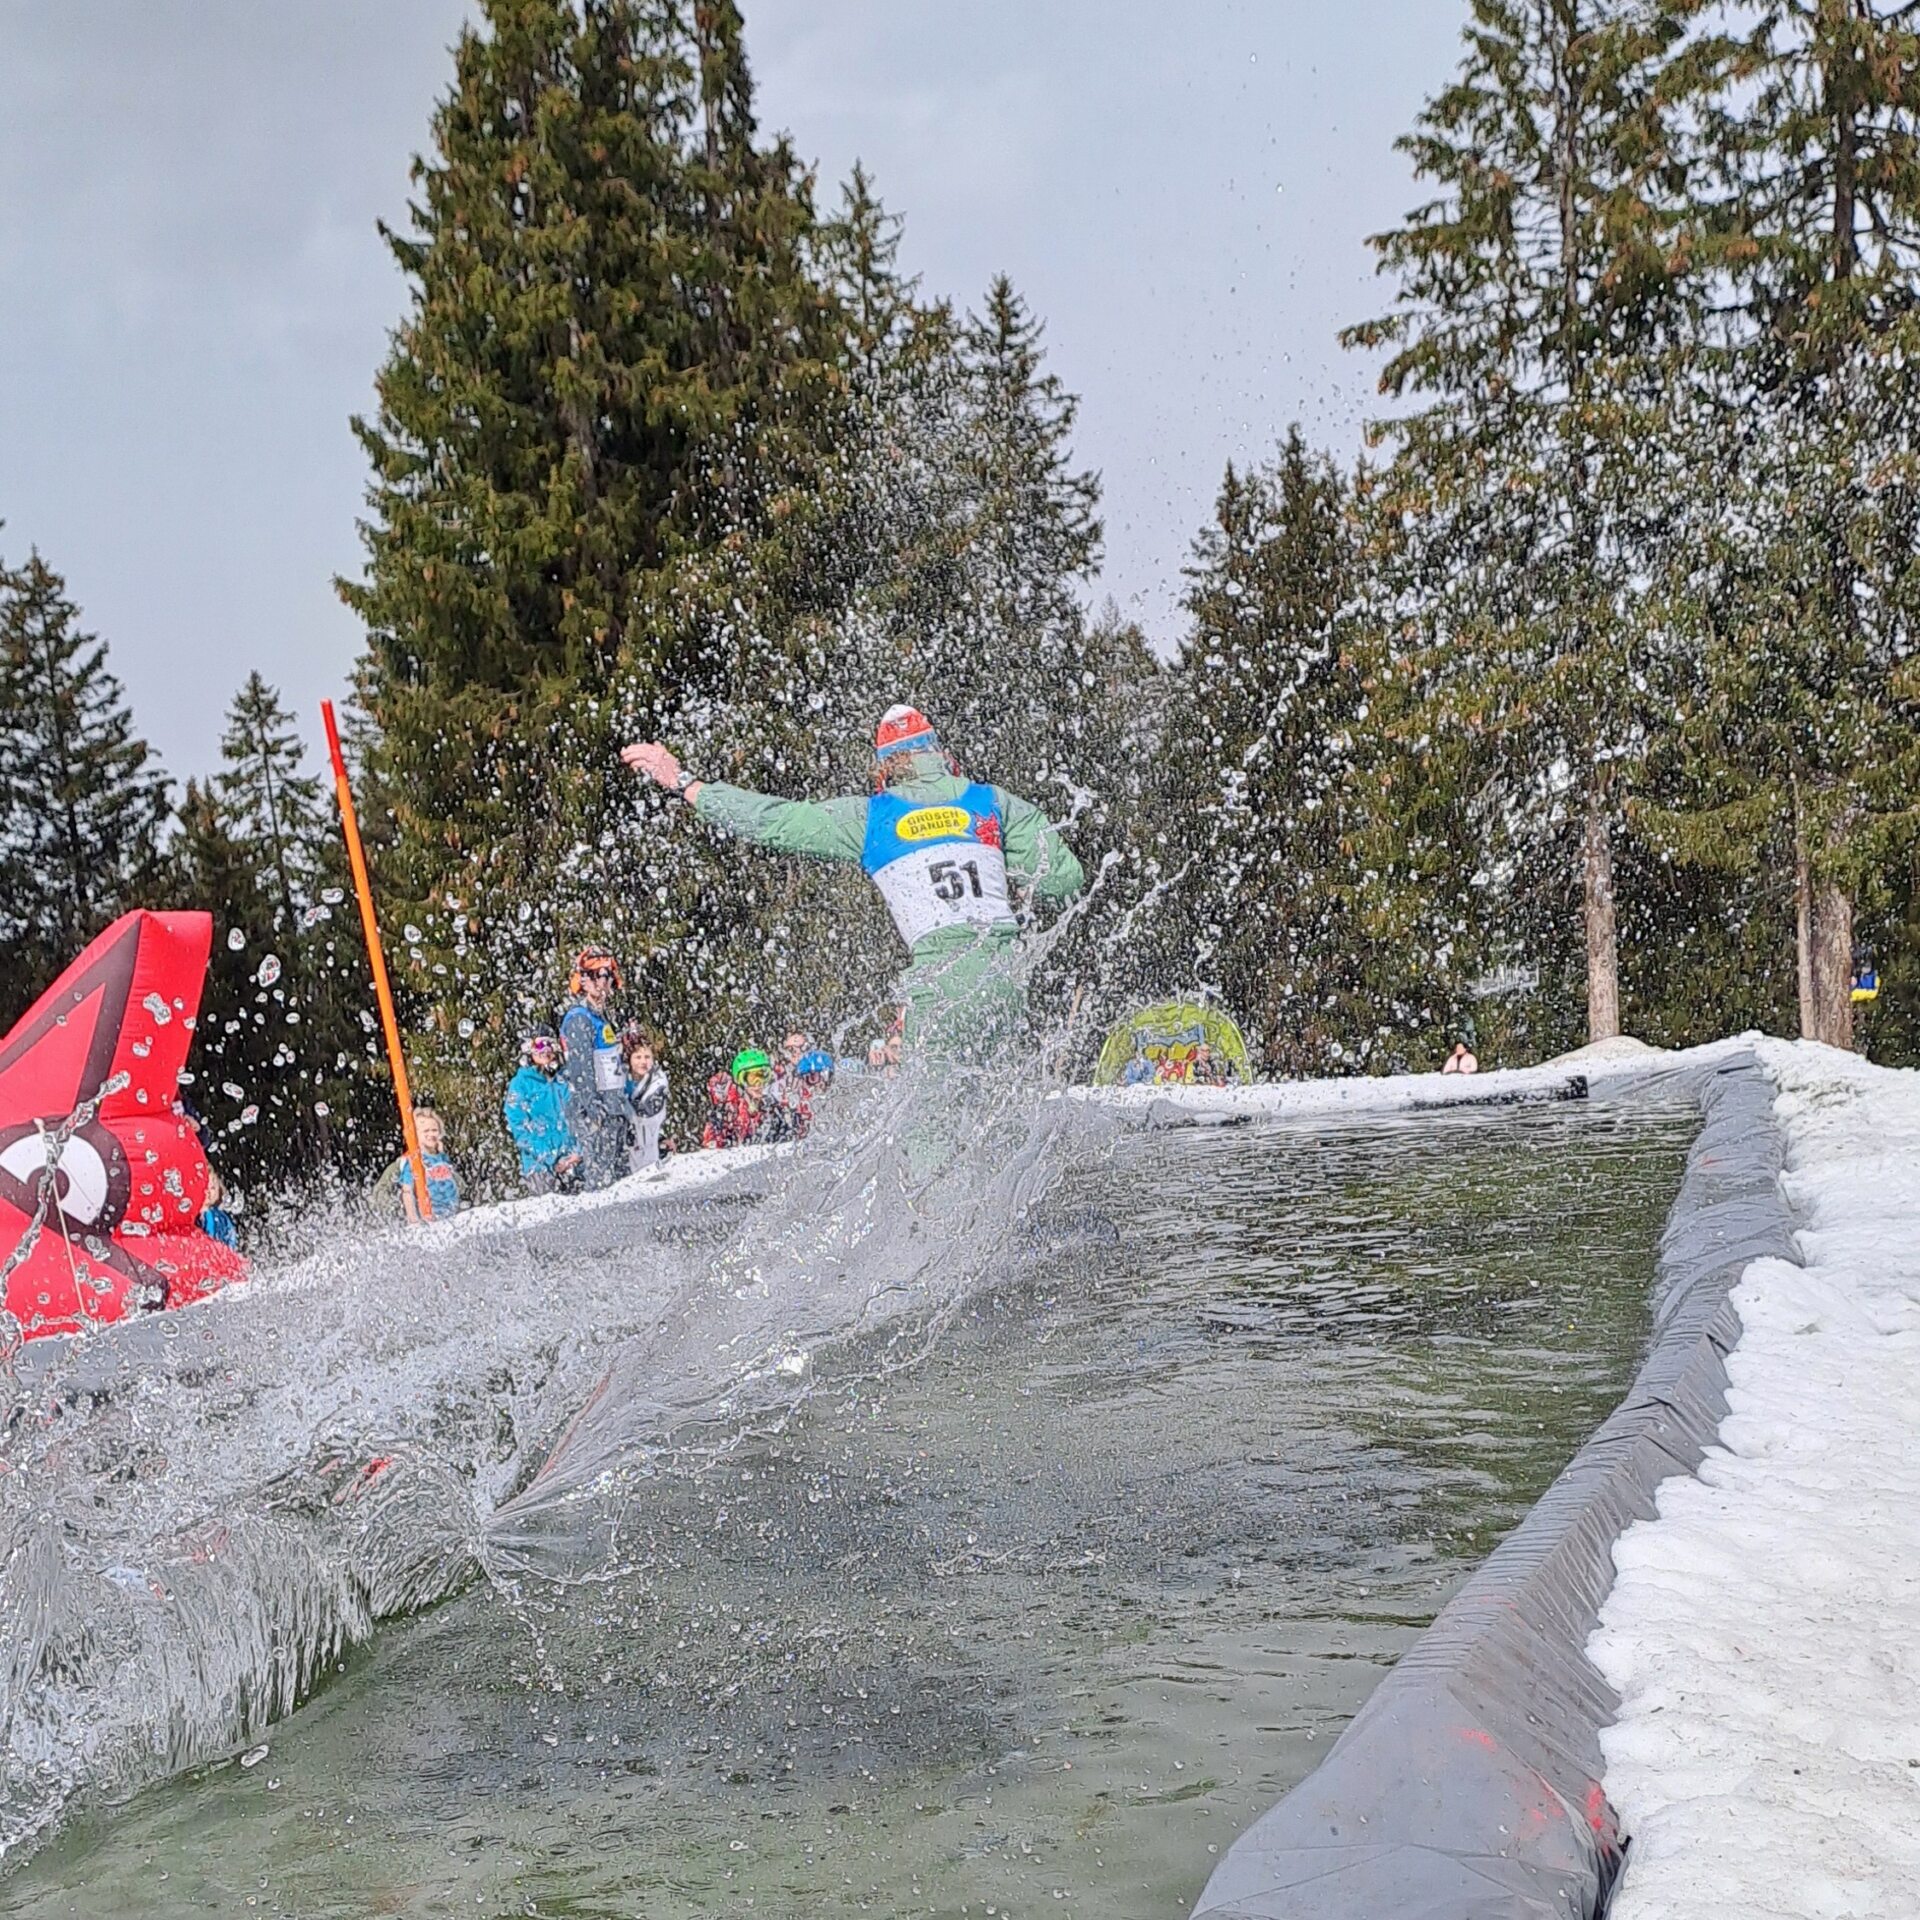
(622, 741), (866, 864)
(998, 790), (1085, 900)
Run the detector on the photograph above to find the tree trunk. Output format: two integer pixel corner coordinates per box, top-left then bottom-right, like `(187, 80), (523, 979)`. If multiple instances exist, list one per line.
(1584, 788), (1621, 1043)
(1809, 878), (1855, 1051)
(1793, 802), (1816, 1038)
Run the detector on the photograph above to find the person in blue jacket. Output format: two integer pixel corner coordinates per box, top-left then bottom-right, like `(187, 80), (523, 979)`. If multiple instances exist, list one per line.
(199, 1167), (239, 1247)
(397, 1108), (462, 1223)
(558, 945), (631, 1189)
(504, 1028), (584, 1195)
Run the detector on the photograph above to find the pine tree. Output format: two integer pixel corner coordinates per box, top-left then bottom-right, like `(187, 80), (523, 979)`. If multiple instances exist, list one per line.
(0, 548), (172, 1024)
(1345, 0), (1722, 1046)
(341, 0), (847, 1112)
(170, 676), (381, 1197)
(821, 162), (921, 381)
(1144, 436), (1374, 1072)
(950, 276), (1105, 800)
(215, 674), (330, 940)
(1656, 0), (1920, 1049)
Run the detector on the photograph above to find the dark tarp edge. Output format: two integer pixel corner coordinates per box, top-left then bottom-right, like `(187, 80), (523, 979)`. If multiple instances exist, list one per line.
(1190, 1054), (1795, 1920)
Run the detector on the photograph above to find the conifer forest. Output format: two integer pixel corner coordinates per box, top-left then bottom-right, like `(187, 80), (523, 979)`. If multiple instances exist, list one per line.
(5, 0), (1919, 1203)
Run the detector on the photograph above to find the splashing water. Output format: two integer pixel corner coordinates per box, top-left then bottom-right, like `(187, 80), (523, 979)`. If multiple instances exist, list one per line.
(0, 1057), (1107, 1863)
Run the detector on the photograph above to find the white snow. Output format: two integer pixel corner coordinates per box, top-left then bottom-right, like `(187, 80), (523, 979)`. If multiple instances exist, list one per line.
(412, 1141), (783, 1247)
(1590, 1040), (1920, 1920)
(1081, 1055), (1602, 1121)
(1547, 1032), (1666, 1069)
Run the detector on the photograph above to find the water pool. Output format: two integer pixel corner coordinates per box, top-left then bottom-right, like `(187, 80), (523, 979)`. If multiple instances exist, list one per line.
(2, 1098), (1692, 1919)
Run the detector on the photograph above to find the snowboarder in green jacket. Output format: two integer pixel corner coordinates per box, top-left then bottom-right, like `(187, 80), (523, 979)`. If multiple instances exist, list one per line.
(622, 706), (1084, 1060)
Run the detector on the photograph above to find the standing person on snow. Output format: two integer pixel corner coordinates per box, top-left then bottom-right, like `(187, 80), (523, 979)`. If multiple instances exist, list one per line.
(503, 1028), (584, 1195)
(623, 1028), (671, 1172)
(623, 707), (1085, 1059)
(558, 946), (630, 1189)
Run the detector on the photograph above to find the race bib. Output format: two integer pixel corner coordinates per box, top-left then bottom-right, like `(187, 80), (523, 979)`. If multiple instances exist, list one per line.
(593, 1036), (625, 1092)
(863, 786), (1016, 948)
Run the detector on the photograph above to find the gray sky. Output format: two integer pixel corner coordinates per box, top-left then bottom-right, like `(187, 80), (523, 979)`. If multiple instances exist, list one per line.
(0, 2), (1465, 782)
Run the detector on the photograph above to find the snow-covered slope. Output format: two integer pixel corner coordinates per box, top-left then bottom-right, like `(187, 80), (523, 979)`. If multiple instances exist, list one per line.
(1591, 1041), (1920, 1919)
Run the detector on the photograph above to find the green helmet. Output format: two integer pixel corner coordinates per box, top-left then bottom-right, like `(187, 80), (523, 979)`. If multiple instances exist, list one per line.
(731, 1047), (772, 1084)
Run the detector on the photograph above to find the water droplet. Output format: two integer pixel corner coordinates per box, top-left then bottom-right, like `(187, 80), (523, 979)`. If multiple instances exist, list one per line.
(227, 928), (246, 951)
(141, 993), (172, 1026)
(403, 925), (424, 945)
(256, 956), (282, 988)
(240, 1745), (269, 1769)
(321, 887), (344, 905)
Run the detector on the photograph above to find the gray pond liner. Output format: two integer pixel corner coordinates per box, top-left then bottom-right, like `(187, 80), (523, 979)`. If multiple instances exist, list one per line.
(1190, 1053), (1796, 1920)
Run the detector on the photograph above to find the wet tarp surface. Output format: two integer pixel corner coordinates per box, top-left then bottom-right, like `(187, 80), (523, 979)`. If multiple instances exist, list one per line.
(1190, 1057), (1796, 1920)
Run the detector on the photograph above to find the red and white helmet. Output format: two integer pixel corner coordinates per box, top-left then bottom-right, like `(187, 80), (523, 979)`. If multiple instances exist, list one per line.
(873, 704), (941, 762)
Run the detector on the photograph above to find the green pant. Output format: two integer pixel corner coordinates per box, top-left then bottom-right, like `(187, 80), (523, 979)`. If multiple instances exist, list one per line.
(899, 935), (1027, 1064)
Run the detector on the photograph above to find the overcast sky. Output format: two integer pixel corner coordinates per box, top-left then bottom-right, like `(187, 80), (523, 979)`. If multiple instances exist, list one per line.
(0, 2), (1466, 782)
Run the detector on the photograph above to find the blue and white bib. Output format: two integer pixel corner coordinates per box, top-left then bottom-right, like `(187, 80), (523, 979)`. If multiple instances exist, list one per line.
(862, 785), (1015, 947)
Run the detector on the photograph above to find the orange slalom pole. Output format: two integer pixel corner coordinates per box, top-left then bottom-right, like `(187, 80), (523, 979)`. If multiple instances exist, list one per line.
(321, 700), (433, 1221)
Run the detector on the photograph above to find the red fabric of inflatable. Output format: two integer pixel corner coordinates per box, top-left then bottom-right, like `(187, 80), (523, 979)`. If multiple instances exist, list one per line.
(0, 910), (248, 1339)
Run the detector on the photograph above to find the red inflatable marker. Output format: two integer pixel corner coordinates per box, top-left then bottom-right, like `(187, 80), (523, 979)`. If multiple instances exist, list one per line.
(0, 911), (248, 1340)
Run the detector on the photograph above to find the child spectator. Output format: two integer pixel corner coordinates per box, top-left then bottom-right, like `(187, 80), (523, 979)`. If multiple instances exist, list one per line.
(398, 1108), (462, 1223)
(773, 1029), (814, 1126)
(773, 1030), (811, 1096)
(1442, 1042), (1480, 1075)
(200, 1167), (239, 1248)
(703, 1049), (789, 1149)
(504, 1028), (584, 1195)
(784, 1050), (835, 1140)
(624, 1028), (671, 1172)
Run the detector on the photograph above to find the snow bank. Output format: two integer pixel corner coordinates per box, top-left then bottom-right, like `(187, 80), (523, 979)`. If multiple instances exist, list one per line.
(1591, 1042), (1920, 1919)
(1547, 1033), (1667, 1070)
(413, 1142), (781, 1248)
(1086, 1055), (1597, 1123)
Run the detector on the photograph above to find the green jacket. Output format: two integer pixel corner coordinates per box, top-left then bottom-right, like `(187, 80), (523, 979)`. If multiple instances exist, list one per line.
(692, 749), (1084, 996)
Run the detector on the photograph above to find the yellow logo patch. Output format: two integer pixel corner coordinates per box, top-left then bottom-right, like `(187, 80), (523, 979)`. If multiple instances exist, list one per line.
(897, 806), (971, 843)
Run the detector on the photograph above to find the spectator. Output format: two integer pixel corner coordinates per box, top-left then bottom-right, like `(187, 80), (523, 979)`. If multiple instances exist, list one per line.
(558, 945), (630, 1189)
(785, 1049), (835, 1139)
(624, 1028), (671, 1172)
(773, 1029), (811, 1108)
(1442, 1042), (1480, 1076)
(504, 1028), (584, 1196)
(200, 1167), (238, 1248)
(1120, 1052), (1155, 1087)
(703, 1049), (790, 1149)
(398, 1109), (461, 1223)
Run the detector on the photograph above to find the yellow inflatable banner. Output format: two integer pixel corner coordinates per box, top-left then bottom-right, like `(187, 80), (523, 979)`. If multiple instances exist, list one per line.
(1094, 1000), (1253, 1087)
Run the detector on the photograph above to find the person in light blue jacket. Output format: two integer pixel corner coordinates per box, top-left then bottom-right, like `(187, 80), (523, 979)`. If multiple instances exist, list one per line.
(503, 1029), (584, 1195)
